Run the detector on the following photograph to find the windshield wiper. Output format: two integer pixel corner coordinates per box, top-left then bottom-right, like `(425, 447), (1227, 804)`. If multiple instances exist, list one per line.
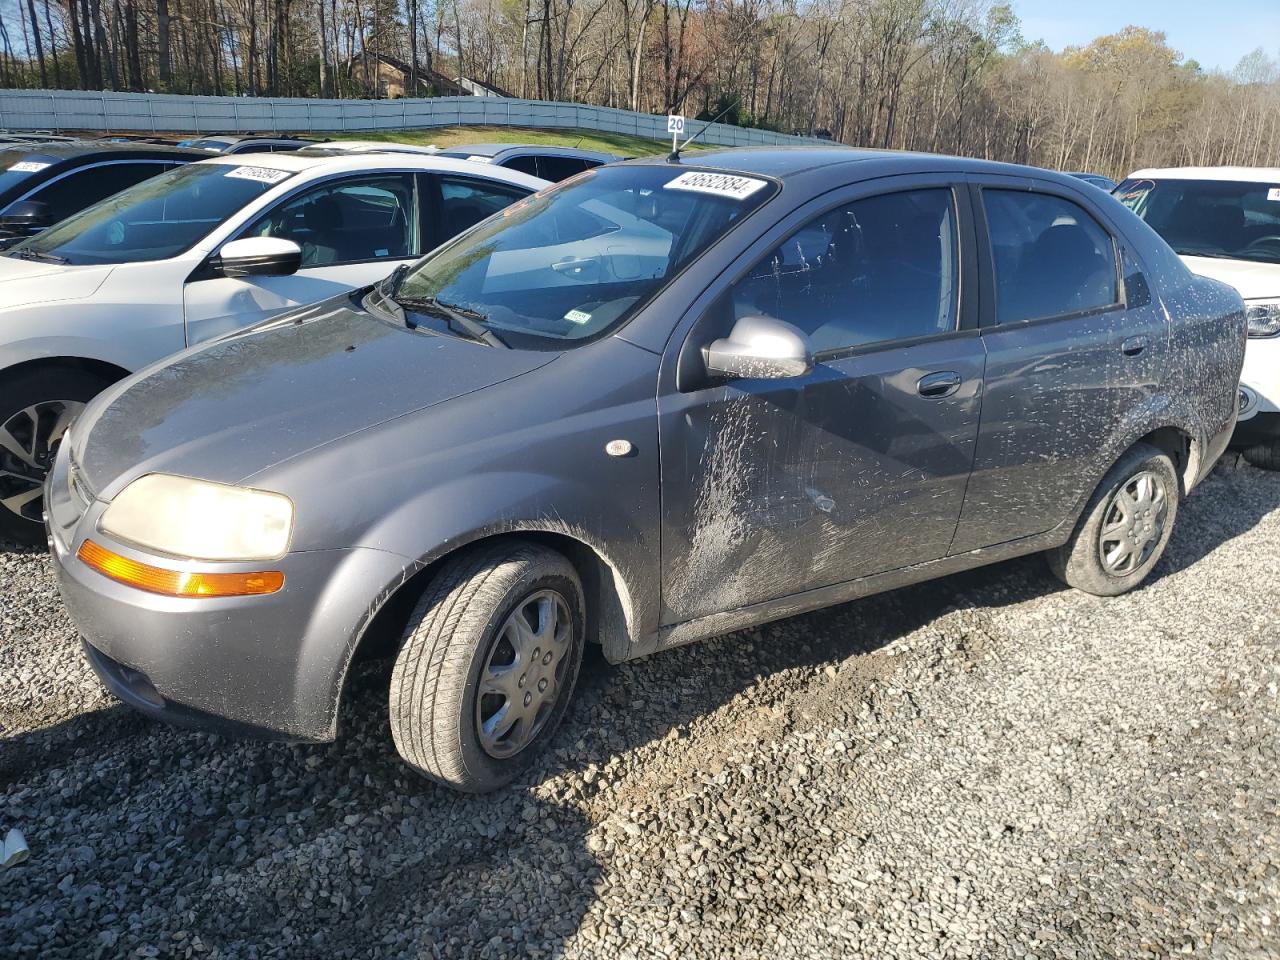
(1172, 248), (1238, 260)
(395, 295), (508, 348)
(7, 247), (68, 264)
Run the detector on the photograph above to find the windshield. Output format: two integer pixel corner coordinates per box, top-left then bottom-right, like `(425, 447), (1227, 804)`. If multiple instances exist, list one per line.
(1115, 177), (1280, 264)
(392, 165), (777, 347)
(10, 162), (294, 265)
(0, 151), (55, 198)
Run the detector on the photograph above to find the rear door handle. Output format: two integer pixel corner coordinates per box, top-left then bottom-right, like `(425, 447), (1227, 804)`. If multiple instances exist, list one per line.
(917, 371), (962, 399)
(1121, 335), (1149, 357)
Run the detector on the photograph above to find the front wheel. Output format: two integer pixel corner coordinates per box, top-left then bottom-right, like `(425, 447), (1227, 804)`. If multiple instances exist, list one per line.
(389, 540), (585, 793)
(1047, 442), (1180, 597)
(0, 368), (113, 546)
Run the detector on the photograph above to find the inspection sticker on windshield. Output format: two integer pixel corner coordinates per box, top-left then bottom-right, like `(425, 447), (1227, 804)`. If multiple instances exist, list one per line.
(564, 308), (592, 325)
(224, 165), (291, 184)
(663, 171), (768, 200)
(8, 160), (50, 173)
(1268, 187), (1280, 202)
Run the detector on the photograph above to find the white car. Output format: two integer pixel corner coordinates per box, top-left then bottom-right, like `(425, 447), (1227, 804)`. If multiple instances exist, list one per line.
(0, 150), (545, 542)
(1116, 166), (1280, 468)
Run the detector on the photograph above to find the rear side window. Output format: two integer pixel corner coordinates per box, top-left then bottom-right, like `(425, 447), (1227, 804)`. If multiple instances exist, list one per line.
(29, 162), (175, 223)
(728, 188), (959, 353)
(436, 176), (529, 240)
(536, 156), (591, 182)
(984, 190), (1118, 324)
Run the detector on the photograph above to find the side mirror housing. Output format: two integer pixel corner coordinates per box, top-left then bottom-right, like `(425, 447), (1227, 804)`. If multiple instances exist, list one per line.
(215, 237), (302, 278)
(703, 314), (815, 381)
(0, 200), (52, 236)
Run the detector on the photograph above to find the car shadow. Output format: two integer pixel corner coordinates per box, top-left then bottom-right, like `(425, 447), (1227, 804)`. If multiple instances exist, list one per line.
(2, 462), (1276, 956)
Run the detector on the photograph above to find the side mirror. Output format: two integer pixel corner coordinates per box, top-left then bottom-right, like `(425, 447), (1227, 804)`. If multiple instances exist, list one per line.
(0, 200), (52, 236)
(703, 315), (815, 381)
(215, 237), (302, 278)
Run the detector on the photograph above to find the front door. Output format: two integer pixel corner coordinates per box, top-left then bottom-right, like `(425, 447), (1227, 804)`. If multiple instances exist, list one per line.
(658, 184), (986, 624)
(183, 172), (422, 344)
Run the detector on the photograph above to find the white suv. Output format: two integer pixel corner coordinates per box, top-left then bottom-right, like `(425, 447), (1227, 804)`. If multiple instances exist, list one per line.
(0, 150), (545, 542)
(1116, 167), (1280, 468)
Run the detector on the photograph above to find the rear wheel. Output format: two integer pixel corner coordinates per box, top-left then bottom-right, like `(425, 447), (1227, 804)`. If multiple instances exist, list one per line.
(1047, 442), (1180, 597)
(389, 540), (585, 793)
(0, 368), (112, 546)
(1242, 441), (1280, 471)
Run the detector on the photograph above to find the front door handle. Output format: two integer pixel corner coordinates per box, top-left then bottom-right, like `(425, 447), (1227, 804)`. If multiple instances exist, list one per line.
(1121, 335), (1149, 357)
(917, 370), (962, 399)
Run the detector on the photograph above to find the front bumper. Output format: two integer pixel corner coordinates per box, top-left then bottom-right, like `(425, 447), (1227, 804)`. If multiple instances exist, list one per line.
(1238, 334), (1280, 422)
(47, 452), (411, 741)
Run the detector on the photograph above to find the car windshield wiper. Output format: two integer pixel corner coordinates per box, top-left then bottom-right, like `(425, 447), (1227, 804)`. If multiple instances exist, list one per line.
(1172, 248), (1238, 260)
(7, 247), (68, 264)
(395, 295), (508, 348)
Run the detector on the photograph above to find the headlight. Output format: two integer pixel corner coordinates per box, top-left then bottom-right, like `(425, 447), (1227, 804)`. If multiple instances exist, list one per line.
(1246, 300), (1280, 338)
(100, 474), (294, 561)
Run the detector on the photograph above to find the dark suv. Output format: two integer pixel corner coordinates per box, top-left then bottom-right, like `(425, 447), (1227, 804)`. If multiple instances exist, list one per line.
(50, 150), (1245, 793)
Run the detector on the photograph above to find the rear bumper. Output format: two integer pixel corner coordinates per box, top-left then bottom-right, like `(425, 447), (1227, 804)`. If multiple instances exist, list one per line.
(47, 451), (411, 741)
(1238, 335), (1280, 422)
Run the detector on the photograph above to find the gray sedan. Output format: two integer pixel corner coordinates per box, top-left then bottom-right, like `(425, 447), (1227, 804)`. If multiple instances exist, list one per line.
(48, 149), (1245, 792)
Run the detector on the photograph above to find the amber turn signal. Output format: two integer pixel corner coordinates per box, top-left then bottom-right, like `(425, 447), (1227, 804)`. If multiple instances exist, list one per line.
(77, 540), (284, 598)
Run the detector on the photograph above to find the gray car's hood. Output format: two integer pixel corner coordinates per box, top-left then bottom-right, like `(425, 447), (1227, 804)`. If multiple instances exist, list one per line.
(74, 296), (557, 499)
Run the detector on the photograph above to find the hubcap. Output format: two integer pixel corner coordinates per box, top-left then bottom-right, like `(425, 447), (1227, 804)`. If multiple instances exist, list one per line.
(475, 589), (573, 759)
(0, 400), (83, 523)
(1098, 468), (1168, 576)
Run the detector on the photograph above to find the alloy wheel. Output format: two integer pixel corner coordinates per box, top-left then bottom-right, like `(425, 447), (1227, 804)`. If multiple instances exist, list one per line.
(0, 400), (83, 522)
(1097, 468), (1168, 576)
(475, 589), (573, 759)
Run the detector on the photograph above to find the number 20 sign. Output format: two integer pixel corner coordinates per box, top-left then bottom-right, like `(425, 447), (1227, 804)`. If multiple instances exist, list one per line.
(667, 115), (686, 135)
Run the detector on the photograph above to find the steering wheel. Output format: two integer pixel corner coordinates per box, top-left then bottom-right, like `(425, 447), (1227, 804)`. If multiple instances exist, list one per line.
(1244, 235), (1280, 256)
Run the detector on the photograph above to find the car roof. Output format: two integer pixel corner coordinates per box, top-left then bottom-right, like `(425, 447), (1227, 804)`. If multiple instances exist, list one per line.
(624, 146), (1087, 185)
(196, 151), (550, 189)
(441, 143), (618, 161)
(0, 141), (208, 162)
(1126, 166), (1280, 183)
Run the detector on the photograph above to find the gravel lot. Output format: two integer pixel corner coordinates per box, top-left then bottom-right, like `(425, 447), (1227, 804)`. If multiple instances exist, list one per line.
(2, 459), (1279, 959)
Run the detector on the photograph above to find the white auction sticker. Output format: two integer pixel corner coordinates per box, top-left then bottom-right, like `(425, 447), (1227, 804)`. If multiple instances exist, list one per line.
(224, 165), (291, 184)
(8, 160), (50, 173)
(1267, 187), (1280, 202)
(564, 308), (592, 325)
(466, 155), (494, 164)
(663, 170), (768, 200)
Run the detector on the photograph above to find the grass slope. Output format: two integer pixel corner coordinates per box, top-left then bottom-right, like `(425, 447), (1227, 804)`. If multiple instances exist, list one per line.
(333, 125), (690, 156)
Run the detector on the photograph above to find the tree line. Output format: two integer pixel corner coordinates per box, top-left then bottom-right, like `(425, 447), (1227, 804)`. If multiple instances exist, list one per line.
(1, 0), (1277, 178)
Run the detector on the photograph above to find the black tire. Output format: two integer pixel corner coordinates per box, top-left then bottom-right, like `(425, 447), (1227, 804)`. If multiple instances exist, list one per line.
(0, 367), (114, 547)
(1242, 441), (1280, 471)
(1046, 442), (1180, 597)
(389, 540), (585, 793)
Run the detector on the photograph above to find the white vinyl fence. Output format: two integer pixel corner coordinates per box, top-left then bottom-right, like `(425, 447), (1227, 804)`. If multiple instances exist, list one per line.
(0, 89), (829, 148)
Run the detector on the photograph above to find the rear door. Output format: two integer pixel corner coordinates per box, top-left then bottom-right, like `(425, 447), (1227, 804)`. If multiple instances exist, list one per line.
(950, 175), (1169, 553)
(182, 171), (422, 343)
(658, 177), (985, 624)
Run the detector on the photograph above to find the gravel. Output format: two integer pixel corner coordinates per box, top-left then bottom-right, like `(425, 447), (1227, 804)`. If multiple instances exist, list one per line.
(2, 458), (1279, 959)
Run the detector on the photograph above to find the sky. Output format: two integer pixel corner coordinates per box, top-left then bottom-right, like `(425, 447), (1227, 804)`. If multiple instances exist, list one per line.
(1013, 0), (1280, 73)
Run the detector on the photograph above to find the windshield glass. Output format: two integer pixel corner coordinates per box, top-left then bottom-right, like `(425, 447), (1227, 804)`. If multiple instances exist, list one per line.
(1115, 177), (1280, 264)
(393, 165), (777, 346)
(0, 151), (55, 198)
(11, 162), (293, 265)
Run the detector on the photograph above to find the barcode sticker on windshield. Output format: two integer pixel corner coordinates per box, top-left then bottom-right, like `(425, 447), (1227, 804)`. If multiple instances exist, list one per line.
(664, 171), (768, 200)
(8, 161), (50, 173)
(224, 165), (291, 184)
(564, 309), (592, 325)
(1268, 188), (1280, 202)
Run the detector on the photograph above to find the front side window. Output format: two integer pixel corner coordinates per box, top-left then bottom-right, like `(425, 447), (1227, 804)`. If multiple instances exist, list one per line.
(246, 173), (417, 267)
(392, 165), (777, 347)
(536, 156), (592, 182)
(12, 162), (292, 265)
(29, 162), (176, 223)
(1116, 177), (1280, 264)
(984, 189), (1118, 324)
(728, 188), (959, 353)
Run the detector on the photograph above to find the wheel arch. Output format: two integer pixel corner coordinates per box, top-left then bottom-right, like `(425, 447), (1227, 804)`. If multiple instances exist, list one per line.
(347, 525), (639, 687)
(0, 355), (132, 387)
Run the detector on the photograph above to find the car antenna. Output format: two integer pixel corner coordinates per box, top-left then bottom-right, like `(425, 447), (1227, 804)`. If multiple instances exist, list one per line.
(668, 98), (740, 163)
